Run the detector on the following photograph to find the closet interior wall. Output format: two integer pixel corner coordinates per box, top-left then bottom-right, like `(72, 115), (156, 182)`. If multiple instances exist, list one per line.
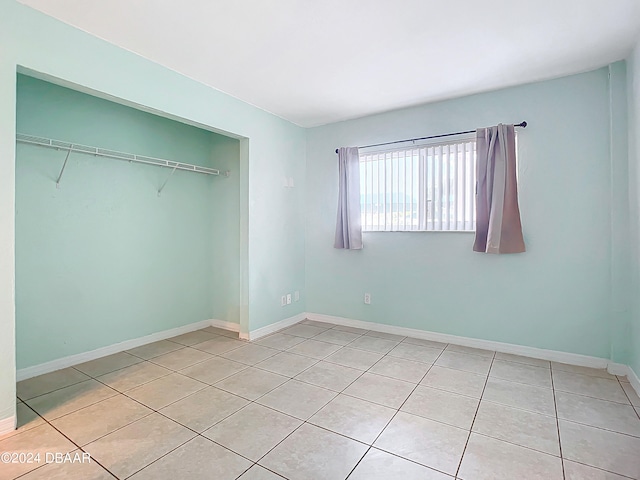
(15, 74), (240, 369)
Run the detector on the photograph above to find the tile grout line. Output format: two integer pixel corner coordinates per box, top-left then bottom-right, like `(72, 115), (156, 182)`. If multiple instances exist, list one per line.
(85, 359), (291, 478)
(83, 325), (371, 479)
(249, 324), (443, 479)
(251, 357), (322, 378)
(617, 376), (640, 421)
(14, 326), (341, 480)
(12, 401), (119, 480)
(551, 418), (640, 439)
(60, 337), (274, 476)
(281, 337), (441, 411)
(73, 342), (640, 479)
(70, 371), (207, 468)
(121, 435), (200, 479)
(241, 464), (287, 479)
(12, 330), (494, 477)
(123, 371), (304, 480)
(231, 464), (254, 480)
(86, 359), (213, 406)
(545, 389), (634, 406)
(344, 342), (452, 480)
(13, 325), (448, 480)
(17, 383), (85, 405)
(17, 374), (96, 403)
(23, 344), (279, 412)
(559, 458), (637, 480)
(461, 394), (640, 438)
(481, 369), (635, 406)
(551, 366), (567, 480)
(17, 327), (420, 404)
(148, 346), (242, 370)
(19, 387), (125, 433)
(453, 350), (496, 479)
(15, 403), (272, 480)
(129, 400), (282, 479)
(21, 329), (325, 456)
(305, 330), (428, 478)
(16, 324), (633, 480)
(463, 430), (562, 459)
(54, 370), (640, 476)
(126, 346), (185, 361)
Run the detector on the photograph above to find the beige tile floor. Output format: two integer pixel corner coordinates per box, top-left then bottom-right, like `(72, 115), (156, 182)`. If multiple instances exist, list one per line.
(3, 321), (640, 480)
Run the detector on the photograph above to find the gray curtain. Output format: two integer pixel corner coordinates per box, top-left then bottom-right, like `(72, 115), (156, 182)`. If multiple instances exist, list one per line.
(473, 124), (526, 254)
(334, 147), (363, 249)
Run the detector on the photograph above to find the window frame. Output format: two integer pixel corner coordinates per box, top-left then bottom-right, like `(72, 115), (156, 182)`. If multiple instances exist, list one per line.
(358, 134), (477, 233)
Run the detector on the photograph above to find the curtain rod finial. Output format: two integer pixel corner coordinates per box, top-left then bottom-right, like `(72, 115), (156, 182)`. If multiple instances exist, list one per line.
(520, 121), (527, 128)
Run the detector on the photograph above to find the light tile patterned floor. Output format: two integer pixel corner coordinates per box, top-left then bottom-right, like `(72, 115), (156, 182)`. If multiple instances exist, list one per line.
(3, 321), (640, 479)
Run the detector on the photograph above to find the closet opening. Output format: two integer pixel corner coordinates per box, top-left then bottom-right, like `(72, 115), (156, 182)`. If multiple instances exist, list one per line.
(14, 72), (245, 390)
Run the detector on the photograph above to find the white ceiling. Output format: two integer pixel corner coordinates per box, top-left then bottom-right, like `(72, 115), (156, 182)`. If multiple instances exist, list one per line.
(19, 0), (640, 127)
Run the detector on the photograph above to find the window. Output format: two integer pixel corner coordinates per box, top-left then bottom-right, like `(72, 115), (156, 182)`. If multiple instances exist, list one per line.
(359, 138), (476, 232)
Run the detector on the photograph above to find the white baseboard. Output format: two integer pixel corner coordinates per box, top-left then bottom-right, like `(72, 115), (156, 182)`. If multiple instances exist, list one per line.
(15, 308), (640, 403)
(306, 312), (615, 370)
(16, 319), (214, 381)
(210, 319), (240, 332)
(0, 415), (16, 436)
(245, 312), (307, 341)
(308, 312), (640, 398)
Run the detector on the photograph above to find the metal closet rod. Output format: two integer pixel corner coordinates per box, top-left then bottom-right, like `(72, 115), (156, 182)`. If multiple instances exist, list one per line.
(16, 133), (231, 177)
(334, 121), (528, 154)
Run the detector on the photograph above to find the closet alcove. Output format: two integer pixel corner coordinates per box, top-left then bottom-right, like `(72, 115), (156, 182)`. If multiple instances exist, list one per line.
(15, 74), (241, 371)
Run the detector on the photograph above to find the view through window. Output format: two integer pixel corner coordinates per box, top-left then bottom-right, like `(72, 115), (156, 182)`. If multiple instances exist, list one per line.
(359, 138), (477, 231)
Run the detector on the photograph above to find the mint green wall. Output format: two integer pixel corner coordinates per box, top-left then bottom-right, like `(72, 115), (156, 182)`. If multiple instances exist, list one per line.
(0, 52), (17, 425)
(306, 68), (620, 359)
(15, 75), (234, 369)
(609, 62), (631, 364)
(1, 0), (636, 429)
(628, 43), (640, 376)
(210, 135), (241, 324)
(0, 0), (306, 424)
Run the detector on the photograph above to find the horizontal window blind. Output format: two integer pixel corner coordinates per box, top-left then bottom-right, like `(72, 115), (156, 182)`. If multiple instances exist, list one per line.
(359, 139), (476, 232)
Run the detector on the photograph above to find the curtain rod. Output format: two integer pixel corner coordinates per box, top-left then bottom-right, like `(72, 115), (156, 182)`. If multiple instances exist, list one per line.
(334, 121), (527, 154)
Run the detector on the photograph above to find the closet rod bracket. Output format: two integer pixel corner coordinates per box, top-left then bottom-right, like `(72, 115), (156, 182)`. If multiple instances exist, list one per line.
(56, 146), (73, 188)
(157, 163), (179, 196)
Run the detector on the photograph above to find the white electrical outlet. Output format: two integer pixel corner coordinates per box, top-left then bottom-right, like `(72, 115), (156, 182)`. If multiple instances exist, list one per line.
(281, 295), (287, 307)
(294, 291), (300, 302)
(283, 177), (294, 188)
(364, 293), (371, 304)
(286, 293), (292, 305)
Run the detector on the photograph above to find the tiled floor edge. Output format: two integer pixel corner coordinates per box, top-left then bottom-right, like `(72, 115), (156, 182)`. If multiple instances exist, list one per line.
(16, 319), (215, 382)
(627, 365), (640, 399)
(305, 312), (616, 373)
